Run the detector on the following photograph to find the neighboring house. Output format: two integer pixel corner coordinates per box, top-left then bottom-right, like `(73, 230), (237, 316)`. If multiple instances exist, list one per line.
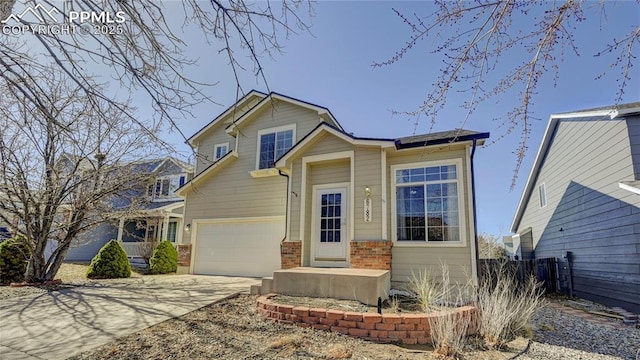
(502, 235), (520, 260)
(65, 157), (193, 262)
(510, 102), (640, 312)
(176, 91), (489, 285)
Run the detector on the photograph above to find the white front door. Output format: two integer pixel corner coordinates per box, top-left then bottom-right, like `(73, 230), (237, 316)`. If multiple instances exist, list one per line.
(313, 187), (348, 265)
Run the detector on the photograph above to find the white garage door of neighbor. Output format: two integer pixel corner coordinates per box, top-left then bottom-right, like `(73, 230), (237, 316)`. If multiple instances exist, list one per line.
(193, 218), (284, 277)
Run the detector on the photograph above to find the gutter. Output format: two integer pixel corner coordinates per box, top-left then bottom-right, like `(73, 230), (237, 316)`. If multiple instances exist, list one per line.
(470, 139), (480, 278)
(278, 170), (290, 244)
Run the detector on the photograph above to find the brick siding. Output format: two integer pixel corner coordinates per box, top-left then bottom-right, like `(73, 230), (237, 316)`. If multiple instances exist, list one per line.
(280, 241), (301, 269)
(350, 241), (392, 270)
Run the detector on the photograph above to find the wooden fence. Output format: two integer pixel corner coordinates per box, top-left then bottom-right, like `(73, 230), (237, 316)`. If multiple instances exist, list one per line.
(478, 258), (559, 294)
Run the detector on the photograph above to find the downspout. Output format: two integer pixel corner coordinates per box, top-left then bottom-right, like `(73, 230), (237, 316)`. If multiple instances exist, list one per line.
(470, 139), (480, 279)
(278, 170), (289, 244)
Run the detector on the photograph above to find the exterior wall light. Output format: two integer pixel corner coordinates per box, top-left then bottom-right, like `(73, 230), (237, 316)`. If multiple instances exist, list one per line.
(365, 186), (371, 198)
(185, 223), (191, 233)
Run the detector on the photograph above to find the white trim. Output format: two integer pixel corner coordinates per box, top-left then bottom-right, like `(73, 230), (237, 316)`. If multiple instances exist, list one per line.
(619, 182), (640, 195)
(464, 146), (478, 283)
(275, 125), (394, 168)
(225, 93), (343, 135)
(390, 158), (467, 247)
(213, 142), (230, 161)
(310, 183), (350, 267)
(255, 124), (297, 170)
(286, 165), (293, 242)
(249, 168), (281, 178)
(188, 91), (266, 144)
(381, 149), (388, 240)
(539, 183), (547, 208)
(175, 151), (238, 196)
(510, 105), (640, 232)
(188, 216), (286, 274)
(299, 151), (355, 265)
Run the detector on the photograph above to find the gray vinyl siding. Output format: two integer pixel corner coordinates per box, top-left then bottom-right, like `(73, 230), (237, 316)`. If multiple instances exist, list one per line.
(65, 222), (118, 261)
(516, 117), (640, 312)
(627, 117), (640, 179)
(386, 146), (474, 284)
(183, 101), (325, 244)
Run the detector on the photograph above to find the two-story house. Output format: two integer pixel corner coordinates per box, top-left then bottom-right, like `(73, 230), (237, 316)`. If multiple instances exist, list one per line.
(65, 157), (193, 262)
(176, 91), (489, 286)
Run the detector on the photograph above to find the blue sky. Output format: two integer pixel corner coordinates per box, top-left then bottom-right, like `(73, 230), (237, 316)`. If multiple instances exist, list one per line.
(162, 1), (639, 237)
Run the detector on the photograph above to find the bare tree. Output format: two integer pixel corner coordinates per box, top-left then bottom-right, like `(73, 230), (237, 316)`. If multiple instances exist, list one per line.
(374, 1), (639, 188)
(0, 0), (312, 282)
(478, 233), (506, 259)
(0, 0), (312, 146)
(0, 70), (167, 282)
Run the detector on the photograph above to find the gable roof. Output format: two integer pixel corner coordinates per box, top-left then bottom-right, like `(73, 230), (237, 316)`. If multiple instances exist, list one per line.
(224, 92), (343, 135)
(174, 150), (238, 196)
(187, 90), (268, 145)
(510, 102), (640, 233)
(275, 122), (490, 168)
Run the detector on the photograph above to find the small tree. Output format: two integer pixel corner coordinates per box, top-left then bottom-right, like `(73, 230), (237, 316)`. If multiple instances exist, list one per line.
(87, 240), (131, 279)
(478, 233), (507, 259)
(0, 236), (29, 284)
(149, 240), (178, 275)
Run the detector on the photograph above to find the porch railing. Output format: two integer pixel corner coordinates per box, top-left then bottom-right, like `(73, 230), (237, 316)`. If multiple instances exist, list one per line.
(119, 242), (154, 259)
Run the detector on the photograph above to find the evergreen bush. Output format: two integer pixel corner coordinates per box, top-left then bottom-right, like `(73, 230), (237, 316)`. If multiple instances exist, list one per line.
(87, 239), (131, 279)
(0, 236), (30, 285)
(149, 240), (178, 274)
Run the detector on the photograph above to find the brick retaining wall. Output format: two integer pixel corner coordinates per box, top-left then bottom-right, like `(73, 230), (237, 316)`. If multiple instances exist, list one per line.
(256, 294), (477, 344)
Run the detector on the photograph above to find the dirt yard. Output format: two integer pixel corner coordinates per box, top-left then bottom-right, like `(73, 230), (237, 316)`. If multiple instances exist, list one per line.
(68, 294), (529, 360)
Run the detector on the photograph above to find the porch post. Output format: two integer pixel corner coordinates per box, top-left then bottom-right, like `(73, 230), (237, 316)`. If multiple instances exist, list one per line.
(160, 213), (170, 241)
(116, 218), (125, 242)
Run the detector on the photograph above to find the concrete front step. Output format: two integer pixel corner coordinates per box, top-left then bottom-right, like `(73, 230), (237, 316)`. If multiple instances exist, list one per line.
(272, 267), (390, 306)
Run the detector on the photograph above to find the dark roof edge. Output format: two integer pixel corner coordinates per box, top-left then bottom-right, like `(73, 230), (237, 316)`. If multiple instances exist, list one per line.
(395, 132), (491, 149)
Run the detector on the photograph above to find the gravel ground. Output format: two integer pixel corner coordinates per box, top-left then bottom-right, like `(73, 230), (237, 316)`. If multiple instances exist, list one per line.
(529, 304), (640, 360)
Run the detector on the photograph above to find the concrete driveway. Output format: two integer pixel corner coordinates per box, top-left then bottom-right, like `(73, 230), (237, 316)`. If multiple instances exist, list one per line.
(0, 275), (259, 360)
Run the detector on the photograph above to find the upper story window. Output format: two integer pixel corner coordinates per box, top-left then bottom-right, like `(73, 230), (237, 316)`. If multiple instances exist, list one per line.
(393, 160), (464, 244)
(148, 174), (186, 200)
(539, 183), (547, 208)
(256, 125), (295, 169)
(214, 143), (229, 161)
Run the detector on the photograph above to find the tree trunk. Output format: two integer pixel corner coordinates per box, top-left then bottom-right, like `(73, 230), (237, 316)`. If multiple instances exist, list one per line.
(24, 252), (47, 283)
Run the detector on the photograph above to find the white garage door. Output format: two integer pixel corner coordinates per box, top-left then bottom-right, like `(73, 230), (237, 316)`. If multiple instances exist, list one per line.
(193, 217), (284, 277)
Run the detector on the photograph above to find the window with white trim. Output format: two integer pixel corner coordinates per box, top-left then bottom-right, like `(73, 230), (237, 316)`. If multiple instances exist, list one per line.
(213, 143), (229, 161)
(148, 174), (186, 200)
(539, 183), (547, 208)
(257, 125), (295, 169)
(394, 163), (462, 243)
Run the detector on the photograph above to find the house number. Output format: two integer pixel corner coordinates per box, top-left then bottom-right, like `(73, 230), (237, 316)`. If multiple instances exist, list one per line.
(364, 198), (372, 223)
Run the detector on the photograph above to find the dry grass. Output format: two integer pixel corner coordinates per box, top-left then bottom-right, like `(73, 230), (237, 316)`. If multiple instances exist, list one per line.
(476, 261), (545, 349)
(267, 334), (304, 349)
(324, 344), (353, 359)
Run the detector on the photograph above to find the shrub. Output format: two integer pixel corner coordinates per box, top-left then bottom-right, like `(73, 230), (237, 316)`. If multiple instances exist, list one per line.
(148, 240), (177, 274)
(0, 236), (30, 285)
(87, 239), (131, 279)
(408, 263), (473, 358)
(476, 261), (545, 349)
